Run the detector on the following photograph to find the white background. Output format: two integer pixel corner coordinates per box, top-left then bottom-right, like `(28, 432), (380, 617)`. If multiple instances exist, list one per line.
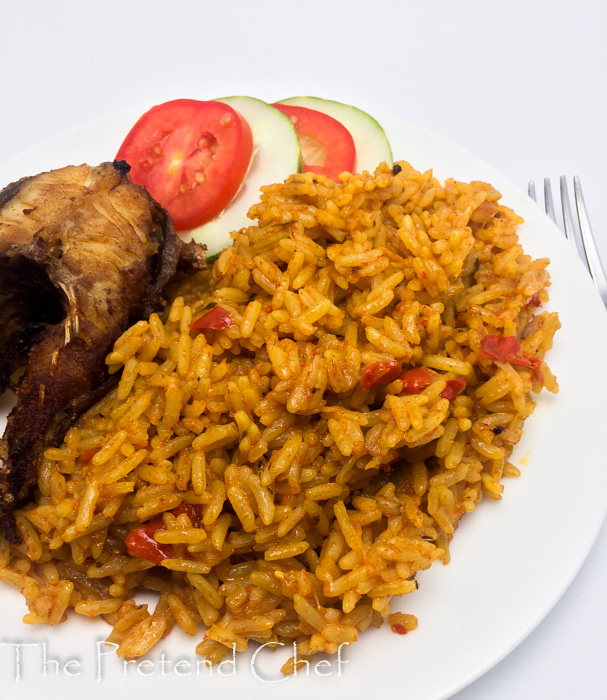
(0, 1), (605, 698)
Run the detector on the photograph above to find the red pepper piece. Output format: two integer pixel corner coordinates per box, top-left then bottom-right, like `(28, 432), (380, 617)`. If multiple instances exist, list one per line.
(392, 623), (408, 635)
(79, 448), (99, 462)
(361, 361), (403, 391)
(441, 377), (466, 401)
(173, 503), (203, 525)
(479, 334), (522, 362)
(525, 292), (541, 308)
(125, 517), (173, 564)
(509, 354), (544, 382)
(190, 306), (234, 331)
(125, 503), (203, 564)
(479, 335), (543, 382)
(401, 367), (435, 394)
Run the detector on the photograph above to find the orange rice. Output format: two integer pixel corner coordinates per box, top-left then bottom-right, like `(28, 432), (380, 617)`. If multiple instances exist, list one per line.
(0, 161), (560, 672)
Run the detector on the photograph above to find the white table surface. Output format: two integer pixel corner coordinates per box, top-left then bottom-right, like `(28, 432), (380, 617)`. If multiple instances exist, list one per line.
(0, 1), (605, 698)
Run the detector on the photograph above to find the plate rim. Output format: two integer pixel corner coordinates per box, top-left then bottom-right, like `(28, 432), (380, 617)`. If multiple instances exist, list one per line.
(0, 104), (606, 700)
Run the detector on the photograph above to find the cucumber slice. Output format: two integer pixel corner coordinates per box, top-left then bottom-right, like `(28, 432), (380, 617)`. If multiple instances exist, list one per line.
(277, 96), (392, 173)
(205, 252), (221, 265)
(184, 96), (302, 258)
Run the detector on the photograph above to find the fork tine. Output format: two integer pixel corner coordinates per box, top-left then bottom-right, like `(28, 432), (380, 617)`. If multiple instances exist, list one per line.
(561, 176), (590, 272)
(559, 176), (575, 244)
(543, 178), (556, 223)
(574, 177), (607, 305)
(529, 178), (564, 239)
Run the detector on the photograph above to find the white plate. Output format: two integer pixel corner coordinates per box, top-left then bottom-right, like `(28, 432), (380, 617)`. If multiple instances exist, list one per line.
(0, 108), (606, 700)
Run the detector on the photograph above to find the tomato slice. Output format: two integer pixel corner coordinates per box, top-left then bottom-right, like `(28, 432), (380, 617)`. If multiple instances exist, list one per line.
(115, 99), (253, 231)
(272, 103), (355, 181)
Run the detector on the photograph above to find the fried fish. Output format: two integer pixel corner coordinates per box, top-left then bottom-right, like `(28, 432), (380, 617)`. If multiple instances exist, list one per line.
(0, 161), (205, 541)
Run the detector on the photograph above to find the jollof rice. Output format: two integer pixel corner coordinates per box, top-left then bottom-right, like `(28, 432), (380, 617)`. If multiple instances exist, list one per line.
(0, 161), (560, 672)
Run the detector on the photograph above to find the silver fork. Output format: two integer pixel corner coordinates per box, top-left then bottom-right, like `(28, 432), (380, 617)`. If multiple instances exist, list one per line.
(528, 176), (607, 308)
